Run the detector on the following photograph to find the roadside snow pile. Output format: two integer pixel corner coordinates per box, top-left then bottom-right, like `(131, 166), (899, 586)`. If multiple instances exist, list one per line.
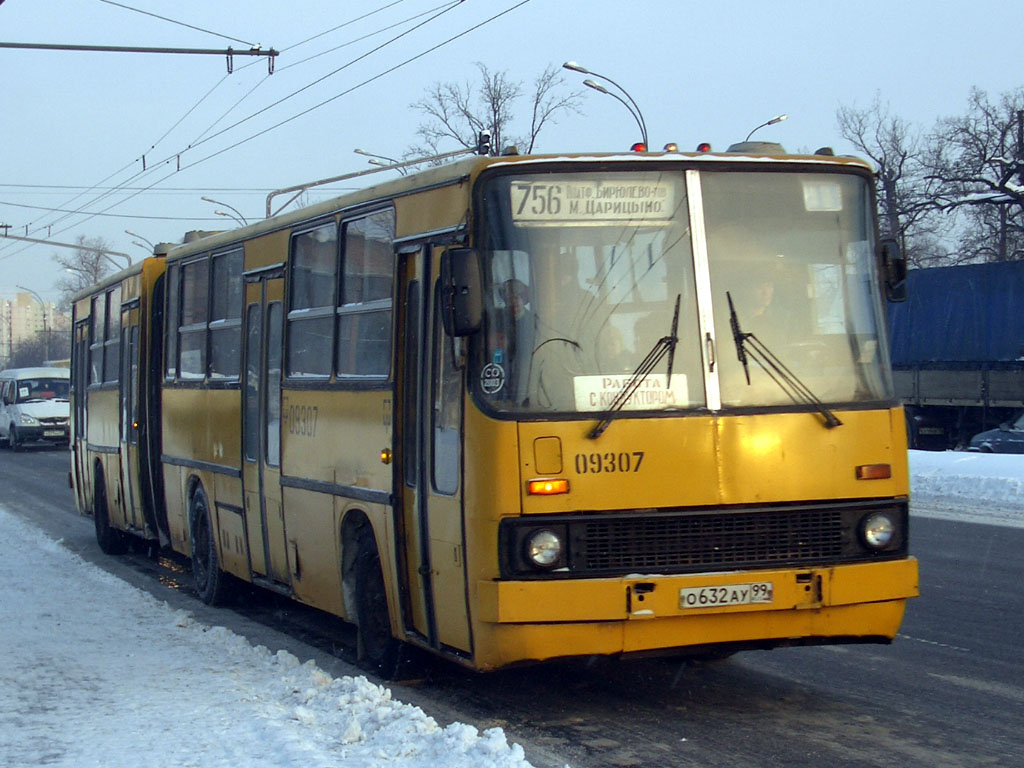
(0, 506), (536, 768)
(910, 450), (1024, 527)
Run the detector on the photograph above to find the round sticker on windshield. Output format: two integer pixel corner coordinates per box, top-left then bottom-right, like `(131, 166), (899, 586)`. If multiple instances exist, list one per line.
(480, 363), (506, 395)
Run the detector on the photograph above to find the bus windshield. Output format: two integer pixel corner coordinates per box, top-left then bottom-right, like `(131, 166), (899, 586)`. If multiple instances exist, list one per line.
(474, 168), (892, 416)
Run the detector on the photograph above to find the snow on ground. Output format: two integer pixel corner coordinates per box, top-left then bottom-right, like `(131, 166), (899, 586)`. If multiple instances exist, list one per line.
(0, 506), (535, 768)
(910, 449), (1024, 528)
(0, 450), (1020, 768)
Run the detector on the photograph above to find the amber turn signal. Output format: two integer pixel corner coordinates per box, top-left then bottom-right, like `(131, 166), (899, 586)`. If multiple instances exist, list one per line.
(527, 478), (569, 495)
(855, 463), (892, 480)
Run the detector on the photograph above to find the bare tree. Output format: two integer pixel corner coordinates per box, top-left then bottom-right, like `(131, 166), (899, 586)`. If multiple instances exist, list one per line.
(52, 235), (115, 309)
(409, 63), (583, 160)
(837, 96), (949, 267)
(925, 87), (1024, 262)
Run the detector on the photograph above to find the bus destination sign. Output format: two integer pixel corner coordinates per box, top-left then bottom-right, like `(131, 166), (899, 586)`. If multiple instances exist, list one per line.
(510, 180), (676, 224)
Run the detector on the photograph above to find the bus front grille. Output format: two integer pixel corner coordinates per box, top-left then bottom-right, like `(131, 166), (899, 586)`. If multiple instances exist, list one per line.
(500, 499), (908, 577)
(574, 508), (844, 572)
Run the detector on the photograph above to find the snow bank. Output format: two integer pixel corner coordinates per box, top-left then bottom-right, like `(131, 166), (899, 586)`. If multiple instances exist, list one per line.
(910, 450), (1024, 528)
(0, 506), (537, 768)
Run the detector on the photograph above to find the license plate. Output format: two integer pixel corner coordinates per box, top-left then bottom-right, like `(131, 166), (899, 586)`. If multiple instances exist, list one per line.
(679, 582), (773, 609)
(43, 430), (64, 437)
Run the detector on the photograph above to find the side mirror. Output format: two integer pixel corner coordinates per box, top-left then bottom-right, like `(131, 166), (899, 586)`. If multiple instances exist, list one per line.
(882, 238), (907, 302)
(440, 248), (483, 337)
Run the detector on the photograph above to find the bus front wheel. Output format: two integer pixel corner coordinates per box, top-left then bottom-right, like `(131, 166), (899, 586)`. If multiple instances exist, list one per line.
(354, 525), (402, 678)
(93, 472), (128, 555)
(190, 487), (232, 605)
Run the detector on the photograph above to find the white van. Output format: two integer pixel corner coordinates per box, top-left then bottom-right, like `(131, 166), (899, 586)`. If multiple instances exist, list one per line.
(0, 367), (71, 450)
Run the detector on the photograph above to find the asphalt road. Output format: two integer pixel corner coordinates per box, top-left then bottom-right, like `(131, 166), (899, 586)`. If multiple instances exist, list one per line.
(2, 447), (1022, 768)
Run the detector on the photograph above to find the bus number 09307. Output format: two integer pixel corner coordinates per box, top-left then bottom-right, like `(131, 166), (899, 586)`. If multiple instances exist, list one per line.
(574, 451), (644, 474)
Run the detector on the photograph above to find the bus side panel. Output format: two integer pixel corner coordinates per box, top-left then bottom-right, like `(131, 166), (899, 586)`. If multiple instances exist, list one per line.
(161, 387), (243, 557)
(86, 388), (126, 529)
(213, 473), (247, 579)
(280, 486), (340, 613)
(161, 462), (190, 554)
(280, 389), (392, 614)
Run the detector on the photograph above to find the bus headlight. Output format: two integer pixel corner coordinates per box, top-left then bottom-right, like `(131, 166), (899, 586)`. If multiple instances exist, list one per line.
(525, 529), (563, 568)
(861, 512), (897, 551)
(18, 413), (40, 426)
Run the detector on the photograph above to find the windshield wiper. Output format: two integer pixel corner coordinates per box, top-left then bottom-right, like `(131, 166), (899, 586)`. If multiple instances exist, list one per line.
(725, 291), (842, 429)
(589, 294), (681, 440)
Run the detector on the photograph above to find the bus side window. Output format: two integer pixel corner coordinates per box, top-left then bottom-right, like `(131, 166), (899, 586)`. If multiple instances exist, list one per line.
(337, 210), (394, 378)
(287, 222), (337, 378)
(432, 286), (460, 495)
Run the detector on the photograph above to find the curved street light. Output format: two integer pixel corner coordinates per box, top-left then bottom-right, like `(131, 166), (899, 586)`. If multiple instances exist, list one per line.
(214, 210), (246, 226)
(564, 61), (648, 148)
(201, 196), (248, 226)
(354, 148), (407, 175)
(124, 229), (154, 250)
(745, 114), (788, 142)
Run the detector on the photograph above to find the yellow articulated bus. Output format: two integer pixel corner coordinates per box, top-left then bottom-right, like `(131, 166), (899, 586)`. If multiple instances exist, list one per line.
(71, 144), (918, 675)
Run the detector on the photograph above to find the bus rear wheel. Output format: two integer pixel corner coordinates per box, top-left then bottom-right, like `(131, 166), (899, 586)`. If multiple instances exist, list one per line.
(190, 487), (232, 605)
(354, 525), (402, 679)
(93, 473), (128, 555)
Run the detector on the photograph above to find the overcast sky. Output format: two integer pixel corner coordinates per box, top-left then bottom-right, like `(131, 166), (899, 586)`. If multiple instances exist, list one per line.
(2, 0), (1022, 302)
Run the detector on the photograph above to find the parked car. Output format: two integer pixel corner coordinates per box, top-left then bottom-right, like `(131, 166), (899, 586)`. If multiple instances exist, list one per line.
(967, 410), (1024, 453)
(0, 367), (71, 450)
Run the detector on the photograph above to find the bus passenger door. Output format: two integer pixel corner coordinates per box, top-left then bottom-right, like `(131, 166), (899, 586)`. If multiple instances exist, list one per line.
(242, 275), (290, 585)
(396, 249), (431, 640)
(118, 317), (145, 534)
(396, 246), (471, 655)
(72, 320), (90, 512)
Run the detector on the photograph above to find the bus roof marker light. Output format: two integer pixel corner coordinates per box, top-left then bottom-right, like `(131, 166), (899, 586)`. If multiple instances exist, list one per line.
(527, 478), (569, 495)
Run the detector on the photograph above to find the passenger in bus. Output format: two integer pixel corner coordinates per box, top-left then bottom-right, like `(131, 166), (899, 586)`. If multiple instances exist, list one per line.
(484, 279), (536, 403)
(739, 263), (796, 342)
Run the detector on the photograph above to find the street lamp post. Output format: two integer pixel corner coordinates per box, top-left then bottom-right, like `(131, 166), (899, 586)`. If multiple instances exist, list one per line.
(354, 148), (408, 175)
(201, 196), (249, 226)
(564, 61), (648, 148)
(124, 229), (154, 250)
(745, 114), (788, 142)
(16, 284), (49, 362)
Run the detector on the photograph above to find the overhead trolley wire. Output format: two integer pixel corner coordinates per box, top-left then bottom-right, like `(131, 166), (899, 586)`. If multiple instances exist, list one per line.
(179, 1), (531, 172)
(0, 2), (442, 251)
(97, 0), (260, 48)
(1, 0), (529, 257)
(4, 0), (470, 246)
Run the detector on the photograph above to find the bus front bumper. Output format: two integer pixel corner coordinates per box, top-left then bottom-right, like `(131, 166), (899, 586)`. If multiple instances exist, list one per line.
(473, 558), (918, 668)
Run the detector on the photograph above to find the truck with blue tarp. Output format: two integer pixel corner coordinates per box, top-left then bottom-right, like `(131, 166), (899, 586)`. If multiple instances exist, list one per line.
(888, 261), (1024, 449)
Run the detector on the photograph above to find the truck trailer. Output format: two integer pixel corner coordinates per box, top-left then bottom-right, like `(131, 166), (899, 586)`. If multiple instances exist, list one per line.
(888, 261), (1024, 449)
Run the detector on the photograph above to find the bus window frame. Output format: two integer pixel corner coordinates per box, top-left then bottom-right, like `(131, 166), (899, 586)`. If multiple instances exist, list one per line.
(209, 247), (245, 382)
(286, 217), (338, 380)
(283, 206), (397, 390)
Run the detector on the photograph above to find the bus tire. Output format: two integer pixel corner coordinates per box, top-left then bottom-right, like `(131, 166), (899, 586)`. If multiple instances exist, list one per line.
(190, 487), (232, 606)
(354, 525), (402, 679)
(93, 472), (128, 555)
(10, 426), (22, 452)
